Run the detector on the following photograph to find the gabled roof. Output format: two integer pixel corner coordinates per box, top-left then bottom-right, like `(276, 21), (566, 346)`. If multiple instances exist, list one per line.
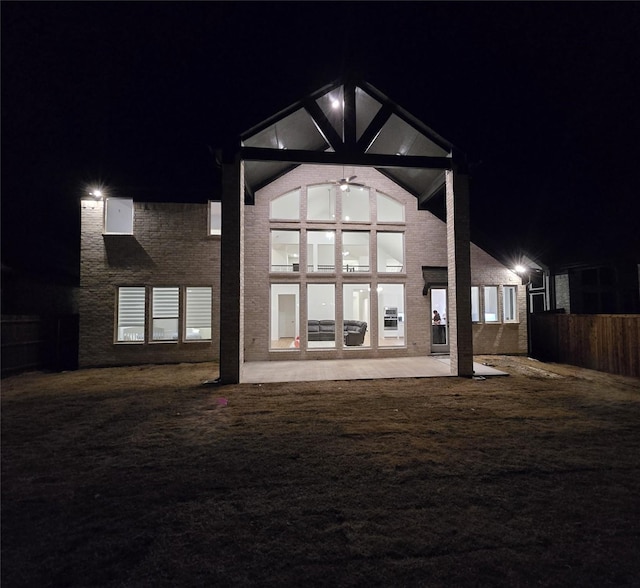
(239, 75), (463, 206)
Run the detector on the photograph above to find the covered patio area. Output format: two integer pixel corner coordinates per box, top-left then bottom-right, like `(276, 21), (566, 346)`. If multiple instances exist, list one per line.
(241, 356), (507, 384)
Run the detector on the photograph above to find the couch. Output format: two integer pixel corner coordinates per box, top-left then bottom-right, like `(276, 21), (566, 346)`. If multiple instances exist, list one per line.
(307, 320), (368, 346)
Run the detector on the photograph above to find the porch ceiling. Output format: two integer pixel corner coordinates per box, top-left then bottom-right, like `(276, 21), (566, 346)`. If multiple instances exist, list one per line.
(239, 76), (459, 206)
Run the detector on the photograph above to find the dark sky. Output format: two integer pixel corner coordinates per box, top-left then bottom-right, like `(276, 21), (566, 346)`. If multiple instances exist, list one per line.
(2, 2), (640, 282)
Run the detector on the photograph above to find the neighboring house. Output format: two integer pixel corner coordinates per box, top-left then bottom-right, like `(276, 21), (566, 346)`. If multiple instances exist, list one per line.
(79, 76), (528, 377)
(513, 253), (640, 315)
(549, 260), (640, 315)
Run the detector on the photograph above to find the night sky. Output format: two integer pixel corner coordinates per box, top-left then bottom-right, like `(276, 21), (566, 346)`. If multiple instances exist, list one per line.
(2, 2), (640, 284)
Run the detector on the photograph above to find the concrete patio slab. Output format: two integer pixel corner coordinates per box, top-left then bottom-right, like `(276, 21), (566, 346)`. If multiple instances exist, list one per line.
(240, 356), (507, 384)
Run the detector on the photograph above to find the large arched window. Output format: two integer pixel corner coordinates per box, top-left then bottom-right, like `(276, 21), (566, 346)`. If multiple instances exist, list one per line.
(269, 181), (408, 352)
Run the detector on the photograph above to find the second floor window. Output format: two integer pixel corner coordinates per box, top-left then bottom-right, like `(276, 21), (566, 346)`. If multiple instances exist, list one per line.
(377, 232), (404, 273)
(105, 198), (134, 235)
(270, 230), (300, 272)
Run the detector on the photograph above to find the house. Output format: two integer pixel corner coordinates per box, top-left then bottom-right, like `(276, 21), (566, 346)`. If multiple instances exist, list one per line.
(79, 76), (527, 379)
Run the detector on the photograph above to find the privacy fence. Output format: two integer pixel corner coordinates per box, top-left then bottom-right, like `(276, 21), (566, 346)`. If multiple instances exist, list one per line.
(1, 315), (79, 377)
(530, 313), (640, 378)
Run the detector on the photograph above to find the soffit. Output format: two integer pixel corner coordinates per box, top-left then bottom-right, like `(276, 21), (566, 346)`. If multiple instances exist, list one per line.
(240, 77), (458, 204)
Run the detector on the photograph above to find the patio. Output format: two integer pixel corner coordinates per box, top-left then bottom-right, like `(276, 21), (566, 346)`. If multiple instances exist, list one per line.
(240, 355), (507, 383)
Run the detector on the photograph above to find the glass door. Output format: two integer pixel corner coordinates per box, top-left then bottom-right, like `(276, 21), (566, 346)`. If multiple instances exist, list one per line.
(430, 288), (449, 353)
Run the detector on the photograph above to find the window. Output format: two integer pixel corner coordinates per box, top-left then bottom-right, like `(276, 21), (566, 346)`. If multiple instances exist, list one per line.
(342, 186), (370, 222)
(503, 286), (518, 322)
(484, 286), (499, 322)
(266, 182), (413, 353)
(209, 201), (222, 235)
(343, 284), (370, 348)
(377, 232), (404, 273)
(105, 198), (133, 234)
(307, 184), (336, 221)
(117, 287), (145, 342)
(151, 287), (179, 341)
(270, 284), (300, 350)
(307, 284), (336, 348)
(270, 230), (300, 272)
(471, 287), (480, 322)
(185, 287), (212, 340)
(307, 230), (335, 272)
(377, 192), (405, 223)
(270, 189), (300, 220)
(116, 286), (212, 344)
(342, 231), (370, 272)
(378, 284), (405, 347)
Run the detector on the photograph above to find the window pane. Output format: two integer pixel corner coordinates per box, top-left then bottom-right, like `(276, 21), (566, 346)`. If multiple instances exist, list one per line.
(307, 230), (335, 272)
(307, 184), (336, 221)
(342, 186), (370, 222)
(471, 286), (480, 322)
(185, 287), (212, 340)
(209, 201), (221, 235)
(484, 286), (499, 322)
(270, 189), (300, 220)
(307, 284), (335, 349)
(343, 284), (370, 347)
(377, 232), (404, 273)
(378, 284), (405, 347)
(270, 230), (300, 272)
(152, 287), (179, 341)
(342, 231), (370, 272)
(270, 284), (300, 350)
(503, 286), (518, 322)
(377, 192), (405, 223)
(117, 287), (145, 342)
(105, 198), (133, 234)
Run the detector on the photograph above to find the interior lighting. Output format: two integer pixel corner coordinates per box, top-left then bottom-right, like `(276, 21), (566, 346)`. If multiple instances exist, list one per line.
(331, 99), (341, 109)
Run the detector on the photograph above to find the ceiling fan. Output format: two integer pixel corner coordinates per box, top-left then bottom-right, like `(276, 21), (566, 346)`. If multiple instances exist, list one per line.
(332, 169), (361, 192)
(336, 174), (357, 192)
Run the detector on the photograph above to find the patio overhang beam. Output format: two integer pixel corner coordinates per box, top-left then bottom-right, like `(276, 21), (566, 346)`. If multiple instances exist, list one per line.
(303, 99), (344, 153)
(239, 146), (453, 170)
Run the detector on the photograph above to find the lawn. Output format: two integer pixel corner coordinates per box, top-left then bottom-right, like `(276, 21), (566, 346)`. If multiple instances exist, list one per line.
(2, 356), (639, 587)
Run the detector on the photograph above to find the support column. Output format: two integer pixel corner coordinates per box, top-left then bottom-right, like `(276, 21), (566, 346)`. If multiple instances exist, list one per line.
(219, 153), (244, 384)
(445, 164), (474, 376)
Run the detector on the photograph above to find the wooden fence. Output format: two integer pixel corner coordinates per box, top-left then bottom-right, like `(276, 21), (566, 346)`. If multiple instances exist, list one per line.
(530, 313), (640, 377)
(1, 315), (79, 377)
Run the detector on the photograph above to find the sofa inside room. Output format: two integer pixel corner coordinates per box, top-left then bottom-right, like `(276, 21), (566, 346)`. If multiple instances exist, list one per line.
(307, 320), (367, 346)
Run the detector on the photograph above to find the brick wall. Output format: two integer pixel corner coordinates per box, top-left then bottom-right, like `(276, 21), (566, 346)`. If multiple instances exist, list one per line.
(243, 164), (527, 361)
(470, 245), (528, 354)
(79, 200), (220, 368)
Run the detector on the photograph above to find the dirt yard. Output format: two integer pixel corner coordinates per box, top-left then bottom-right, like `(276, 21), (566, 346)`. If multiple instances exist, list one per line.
(2, 356), (639, 587)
